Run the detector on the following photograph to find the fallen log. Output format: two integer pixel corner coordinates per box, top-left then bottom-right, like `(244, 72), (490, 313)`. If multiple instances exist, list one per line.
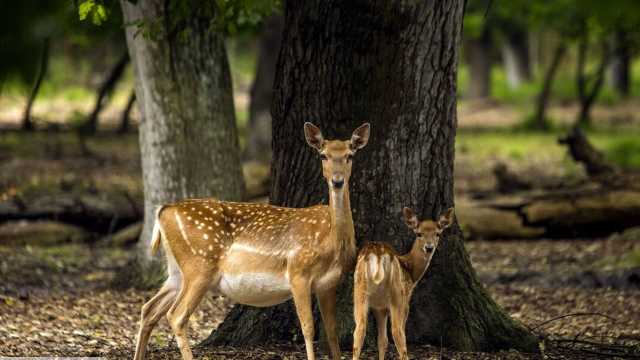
(0, 192), (142, 234)
(0, 220), (89, 246)
(458, 186), (640, 239)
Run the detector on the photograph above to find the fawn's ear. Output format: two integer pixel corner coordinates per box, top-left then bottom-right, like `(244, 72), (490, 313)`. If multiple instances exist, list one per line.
(304, 122), (324, 151)
(437, 207), (455, 231)
(350, 123), (370, 151)
(402, 207), (419, 230)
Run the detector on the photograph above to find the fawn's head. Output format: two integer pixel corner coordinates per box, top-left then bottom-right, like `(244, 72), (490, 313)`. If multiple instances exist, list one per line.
(304, 122), (370, 191)
(402, 207), (454, 257)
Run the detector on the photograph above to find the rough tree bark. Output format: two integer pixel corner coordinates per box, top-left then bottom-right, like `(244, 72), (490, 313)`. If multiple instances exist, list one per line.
(464, 27), (493, 99)
(501, 28), (532, 89)
(22, 37), (50, 131)
(532, 43), (566, 130)
(206, 0), (537, 353)
(244, 15), (284, 162)
(85, 51), (130, 134)
(120, 0), (245, 274)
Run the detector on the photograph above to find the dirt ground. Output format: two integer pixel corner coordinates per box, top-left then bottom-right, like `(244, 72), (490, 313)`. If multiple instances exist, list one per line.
(0, 235), (638, 359)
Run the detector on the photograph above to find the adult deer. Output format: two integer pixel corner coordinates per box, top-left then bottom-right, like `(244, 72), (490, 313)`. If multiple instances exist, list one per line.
(133, 122), (370, 360)
(352, 207), (454, 360)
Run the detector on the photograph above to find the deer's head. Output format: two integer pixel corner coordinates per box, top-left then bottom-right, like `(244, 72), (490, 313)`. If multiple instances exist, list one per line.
(304, 122), (370, 191)
(402, 207), (454, 257)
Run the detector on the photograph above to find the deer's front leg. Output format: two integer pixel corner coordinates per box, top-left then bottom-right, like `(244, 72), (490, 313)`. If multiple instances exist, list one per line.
(317, 286), (340, 359)
(352, 285), (368, 360)
(291, 277), (316, 360)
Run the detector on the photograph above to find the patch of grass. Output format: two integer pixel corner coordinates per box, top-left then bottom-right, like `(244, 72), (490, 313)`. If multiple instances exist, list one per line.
(458, 58), (640, 106)
(456, 127), (640, 170)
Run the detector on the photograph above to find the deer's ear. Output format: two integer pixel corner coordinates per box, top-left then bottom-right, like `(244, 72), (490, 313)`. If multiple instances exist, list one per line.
(350, 123), (370, 151)
(437, 207), (455, 230)
(402, 207), (419, 230)
(304, 122), (324, 151)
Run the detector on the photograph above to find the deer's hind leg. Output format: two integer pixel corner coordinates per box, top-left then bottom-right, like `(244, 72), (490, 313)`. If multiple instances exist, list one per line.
(389, 304), (408, 360)
(134, 273), (181, 360)
(166, 268), (213, 360)
(373, 308), (389, 360)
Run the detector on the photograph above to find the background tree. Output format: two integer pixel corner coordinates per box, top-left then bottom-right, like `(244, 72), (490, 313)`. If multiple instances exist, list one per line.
(462, 8), (494, 100)
(119, 0), (245, 279)
(207, 0), (537, 352)
(244, 14), (283, 162)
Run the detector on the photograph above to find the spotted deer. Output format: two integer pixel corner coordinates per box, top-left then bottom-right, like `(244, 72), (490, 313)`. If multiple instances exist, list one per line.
(133, 122), (370, 360)
(352, 207), (454, 360)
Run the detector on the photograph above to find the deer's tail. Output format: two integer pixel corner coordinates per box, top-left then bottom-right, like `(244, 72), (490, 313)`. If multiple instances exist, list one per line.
(368, 254), (390, 285)
(150, 205), (165, 256)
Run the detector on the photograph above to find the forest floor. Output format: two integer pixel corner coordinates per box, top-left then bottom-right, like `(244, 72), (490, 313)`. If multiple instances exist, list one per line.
(0, 237), (639, 359)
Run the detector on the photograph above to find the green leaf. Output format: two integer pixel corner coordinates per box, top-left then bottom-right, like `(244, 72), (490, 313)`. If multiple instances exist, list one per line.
(77, 0), (109, 25)
(78, 0), (95, 21)
(92, 4), (108, 25)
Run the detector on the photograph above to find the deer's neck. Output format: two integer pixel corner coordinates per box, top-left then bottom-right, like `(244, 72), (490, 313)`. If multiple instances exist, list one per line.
(402, 246), (432, 284)
(328, 186), (355, 263)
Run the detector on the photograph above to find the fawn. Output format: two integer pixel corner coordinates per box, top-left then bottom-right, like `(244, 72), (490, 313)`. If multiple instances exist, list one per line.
(132, 122), (370, 360)
(352, 207), (454, 360)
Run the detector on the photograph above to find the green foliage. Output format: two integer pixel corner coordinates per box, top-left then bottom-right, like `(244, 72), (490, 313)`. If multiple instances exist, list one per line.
(215, 0), (281, 35)
(0, 0), (124, 93)
(80, 0), (282, 40)
(78, 0), (109, 25)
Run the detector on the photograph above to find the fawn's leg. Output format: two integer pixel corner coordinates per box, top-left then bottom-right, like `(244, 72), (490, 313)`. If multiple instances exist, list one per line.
(166, 274), (210, 360)
(134, 277), (179, 360)
(317, 286), (341, 360)
(390, 304), (408, 360)
(352, 287), (369, 360)
(291, 277), (316, 360)
(373, 308), (389, 360)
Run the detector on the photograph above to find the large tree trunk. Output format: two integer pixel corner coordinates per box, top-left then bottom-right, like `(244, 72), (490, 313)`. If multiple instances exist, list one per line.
(501, 28), (532, 89)
(85, 51), (129, 134)
(120, 0), (245, 275)
(244, 15), (284, 162)
(22, 37), (50, 131)
(607, 30), (631, 98)
(464, 28), (493, 100)
(206, 0), (537, 353)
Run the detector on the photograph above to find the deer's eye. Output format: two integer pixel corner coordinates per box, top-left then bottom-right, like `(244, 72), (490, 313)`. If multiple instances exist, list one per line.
(320, 154), (328, 160)
(416, 232), (423, 237)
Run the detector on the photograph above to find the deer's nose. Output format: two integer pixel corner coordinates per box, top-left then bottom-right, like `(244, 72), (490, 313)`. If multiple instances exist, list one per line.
(425, 244), (435, 253)
(331, 176), (344, 189)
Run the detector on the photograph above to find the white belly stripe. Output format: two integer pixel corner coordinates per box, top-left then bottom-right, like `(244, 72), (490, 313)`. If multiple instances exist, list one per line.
(219, 272), (292, 307)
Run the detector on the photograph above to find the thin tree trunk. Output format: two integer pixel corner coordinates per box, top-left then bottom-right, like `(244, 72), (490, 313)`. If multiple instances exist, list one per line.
(464, 28), (493, 99)
(118, 90), (136, 134)
(207, 0), (537, 353)
(576, 38), (610, 128)
(532, 43), (566, 130)
(607, 30), (631, 98)
(120, 0), (245, 277)
(85, 51), (130, 134)
(244, 15), (283, 162)
(22, 37), (50, 131)
(501, 29), (532, 89)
